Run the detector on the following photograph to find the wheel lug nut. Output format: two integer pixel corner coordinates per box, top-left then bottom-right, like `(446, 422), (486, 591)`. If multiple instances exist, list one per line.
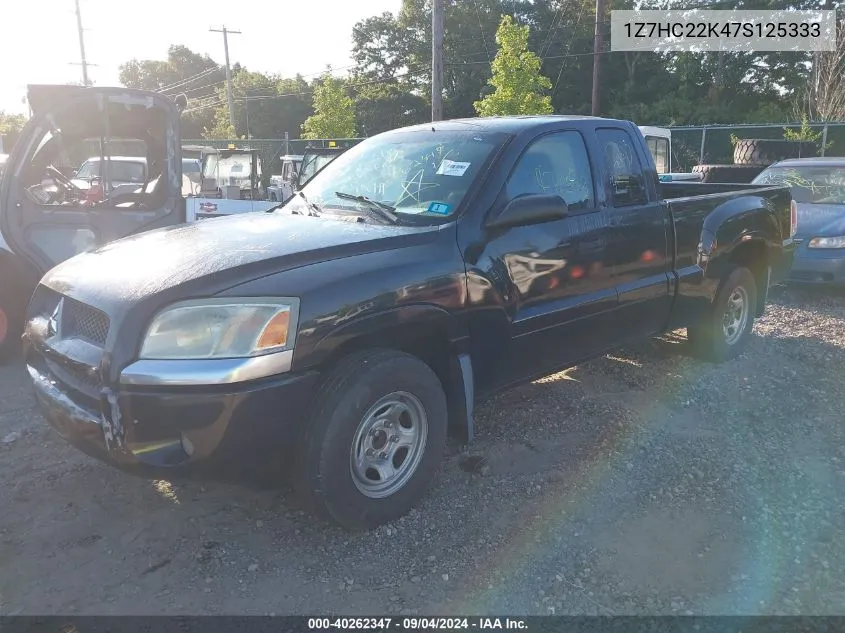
(379, 451), (388, 459)
(390, 435), (398, 443)
(366, 449), (374, 457)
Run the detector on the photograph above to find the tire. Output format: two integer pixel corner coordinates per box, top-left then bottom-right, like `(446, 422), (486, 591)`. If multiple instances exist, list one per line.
(294, 348), (448, 530)
(692, 164), (765, 183)
(687, 266), (758, 363)
(733, 139), (819, 166)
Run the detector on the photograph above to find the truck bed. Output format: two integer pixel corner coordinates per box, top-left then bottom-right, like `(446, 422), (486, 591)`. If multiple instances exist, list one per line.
(658, 181), (773, 200)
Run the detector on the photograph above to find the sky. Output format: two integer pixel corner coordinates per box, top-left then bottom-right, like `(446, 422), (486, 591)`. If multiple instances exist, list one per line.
(0, 0), (402, 115)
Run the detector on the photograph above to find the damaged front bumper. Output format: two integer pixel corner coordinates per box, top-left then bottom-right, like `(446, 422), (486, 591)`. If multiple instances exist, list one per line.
(24, 334), (319, 480)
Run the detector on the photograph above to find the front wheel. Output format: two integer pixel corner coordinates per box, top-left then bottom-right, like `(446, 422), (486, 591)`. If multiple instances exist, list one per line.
(687, 266), (758, 362)
(294, 349), (448, 530)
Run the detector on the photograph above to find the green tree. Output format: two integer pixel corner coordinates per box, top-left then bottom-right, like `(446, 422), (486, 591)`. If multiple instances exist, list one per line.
(202, 107), (238, 139)
(353, 82), (427, 136)
(0, 111), (27, 136)
(301, 73), (357, 139)
(119, 44), (224, 137)
(474, 15), (554, 117)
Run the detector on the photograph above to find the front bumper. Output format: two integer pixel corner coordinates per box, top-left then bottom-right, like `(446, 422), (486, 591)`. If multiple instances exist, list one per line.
(787, 242), (845, 285)
(25, 341), (320, 480)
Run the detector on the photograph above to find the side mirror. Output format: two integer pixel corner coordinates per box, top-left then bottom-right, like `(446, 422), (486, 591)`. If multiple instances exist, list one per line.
(485, 194), (569, 229)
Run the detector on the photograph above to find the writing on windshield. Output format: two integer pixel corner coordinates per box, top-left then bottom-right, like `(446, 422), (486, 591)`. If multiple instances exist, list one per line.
(290, 130), (505, 220)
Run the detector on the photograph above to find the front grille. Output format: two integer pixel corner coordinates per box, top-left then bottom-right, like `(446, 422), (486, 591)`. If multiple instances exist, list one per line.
(45, 358), (103, 404)
(62, 298), (110, 345)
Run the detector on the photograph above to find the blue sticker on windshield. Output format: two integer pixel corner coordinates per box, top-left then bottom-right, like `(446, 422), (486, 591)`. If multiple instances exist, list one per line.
(428, 202), (451, 215)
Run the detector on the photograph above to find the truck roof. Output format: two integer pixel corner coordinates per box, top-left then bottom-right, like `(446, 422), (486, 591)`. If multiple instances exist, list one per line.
(770, 157), (845, 168)
(393, 114), (630, 136)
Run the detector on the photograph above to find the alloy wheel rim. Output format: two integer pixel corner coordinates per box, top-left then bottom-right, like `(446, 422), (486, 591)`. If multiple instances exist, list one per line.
(723, 285), (749, 346)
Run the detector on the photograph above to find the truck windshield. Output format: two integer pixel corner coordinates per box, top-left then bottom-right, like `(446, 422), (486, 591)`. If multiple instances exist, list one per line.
(204, 153), (252, 188)
(299, 153), (339, 186)
(286, 129), (508, 221)
(752, 165), (845, 204)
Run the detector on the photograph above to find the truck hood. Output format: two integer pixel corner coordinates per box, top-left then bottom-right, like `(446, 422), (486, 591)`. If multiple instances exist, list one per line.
(795, 202), (845, 239)
(39, 211), (439, 317)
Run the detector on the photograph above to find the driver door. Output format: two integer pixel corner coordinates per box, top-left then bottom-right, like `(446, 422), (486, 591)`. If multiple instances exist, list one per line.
(0, 86), (185, 278)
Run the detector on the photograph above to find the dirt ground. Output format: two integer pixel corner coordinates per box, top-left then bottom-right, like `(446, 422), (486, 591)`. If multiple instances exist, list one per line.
(1, 286), (844, 616)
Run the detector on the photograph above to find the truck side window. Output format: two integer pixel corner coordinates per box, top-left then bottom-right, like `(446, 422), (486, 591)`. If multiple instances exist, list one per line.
(645, 136), (669, 174)
(598, 128), (648, 207)
(505, 131), (594, 211)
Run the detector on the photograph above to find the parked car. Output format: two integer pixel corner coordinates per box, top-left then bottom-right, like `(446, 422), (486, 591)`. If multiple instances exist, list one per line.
(181, 157), (201, 195)
(17, 112), (796, 529)
(752, 157), (845, 285)
(71, 155), (147, 191)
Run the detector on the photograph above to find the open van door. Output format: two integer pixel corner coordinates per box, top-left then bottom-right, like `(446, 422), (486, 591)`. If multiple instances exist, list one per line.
(0, 85), (184, 277)
(0, 85), (184, 357)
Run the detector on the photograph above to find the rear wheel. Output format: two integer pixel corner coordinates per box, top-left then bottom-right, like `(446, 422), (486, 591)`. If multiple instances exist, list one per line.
(294, 348), (448, 530)
(687, 266), (757, 362)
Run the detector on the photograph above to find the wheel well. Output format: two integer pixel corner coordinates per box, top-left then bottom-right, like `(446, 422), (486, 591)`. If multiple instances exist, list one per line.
(729, 239), (768, 315)
(322, 326), (464, 434)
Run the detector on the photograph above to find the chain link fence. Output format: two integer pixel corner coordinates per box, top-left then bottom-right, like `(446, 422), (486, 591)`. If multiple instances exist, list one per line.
(667, 122), (845, 172)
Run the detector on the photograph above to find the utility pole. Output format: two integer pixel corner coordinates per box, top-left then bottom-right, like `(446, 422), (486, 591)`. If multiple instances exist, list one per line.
(74, 0), (90, 86)
(431, 0), (444, 121)
(210, 26), (241, 128)
(591, 0), (605, 116)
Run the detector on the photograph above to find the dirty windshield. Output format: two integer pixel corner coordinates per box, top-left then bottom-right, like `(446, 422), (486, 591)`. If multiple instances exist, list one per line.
(204, 153), (252, 188)
(285, 130), (507, 221)
(298, 152), (338, 186)
(753, 165), (845, 204)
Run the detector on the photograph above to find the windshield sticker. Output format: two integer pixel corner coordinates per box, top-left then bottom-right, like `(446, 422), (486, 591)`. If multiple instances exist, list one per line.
(436, 160), (471, 177)
(427, 202), (452, 215)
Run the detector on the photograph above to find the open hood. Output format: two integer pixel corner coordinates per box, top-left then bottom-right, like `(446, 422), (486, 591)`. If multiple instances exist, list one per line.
(26, 84), (88, 117)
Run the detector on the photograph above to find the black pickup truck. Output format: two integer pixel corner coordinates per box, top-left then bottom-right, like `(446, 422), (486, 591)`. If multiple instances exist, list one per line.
(20, 108), (796, 530)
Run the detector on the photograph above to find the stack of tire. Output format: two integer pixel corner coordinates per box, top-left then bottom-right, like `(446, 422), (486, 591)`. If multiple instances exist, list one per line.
(692, 139), (820, 183)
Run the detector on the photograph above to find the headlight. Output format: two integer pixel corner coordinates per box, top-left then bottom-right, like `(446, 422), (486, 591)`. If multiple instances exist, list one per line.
(139, 297), (299, 360)
(808, 236), (845, 249)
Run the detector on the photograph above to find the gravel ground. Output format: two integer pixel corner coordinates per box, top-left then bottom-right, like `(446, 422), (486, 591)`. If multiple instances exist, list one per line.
(1, 286), (844, 616)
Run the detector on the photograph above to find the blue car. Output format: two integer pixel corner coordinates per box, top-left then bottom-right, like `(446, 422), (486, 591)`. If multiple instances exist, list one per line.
(752, 158), (845, 285)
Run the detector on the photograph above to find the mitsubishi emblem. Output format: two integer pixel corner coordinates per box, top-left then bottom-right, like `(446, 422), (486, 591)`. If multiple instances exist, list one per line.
(48, 299), (64, 338)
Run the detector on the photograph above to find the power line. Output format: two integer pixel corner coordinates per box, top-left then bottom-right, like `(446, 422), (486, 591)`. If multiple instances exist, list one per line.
(539, 0), (566, 61)
(471, 0), (493, 65)
(159, 67), (219, 94)
(210, 25), (242, 127)
(553, 0), (589, 97)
